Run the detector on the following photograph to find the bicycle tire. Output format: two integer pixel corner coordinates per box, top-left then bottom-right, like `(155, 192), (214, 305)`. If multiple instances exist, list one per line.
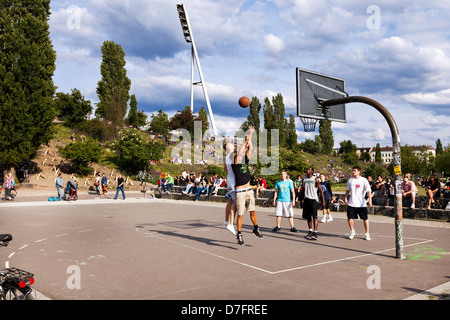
(5, 287), (34, 300)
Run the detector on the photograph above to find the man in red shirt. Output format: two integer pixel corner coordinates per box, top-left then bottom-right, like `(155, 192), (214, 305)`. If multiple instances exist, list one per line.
(256, 176), (267, 198)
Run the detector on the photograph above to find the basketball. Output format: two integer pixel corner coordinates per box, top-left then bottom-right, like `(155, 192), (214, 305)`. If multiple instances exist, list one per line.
(238, 96), (250, 108)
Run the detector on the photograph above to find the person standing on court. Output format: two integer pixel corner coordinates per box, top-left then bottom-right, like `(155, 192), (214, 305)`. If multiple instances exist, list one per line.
(299, 167), (324, 240)
(345, 166), (372, 240)
(56, 173), (64, 200)
(223, 142), (237, 235)
(114, 173), (126, 200)
(272, 170), (300, 233)
(232, 126), (263, 245)
(319, 173), (334, 223)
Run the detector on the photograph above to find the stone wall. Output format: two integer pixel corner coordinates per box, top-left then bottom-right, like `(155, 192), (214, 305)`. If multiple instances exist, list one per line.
(151, 186), (450, 221)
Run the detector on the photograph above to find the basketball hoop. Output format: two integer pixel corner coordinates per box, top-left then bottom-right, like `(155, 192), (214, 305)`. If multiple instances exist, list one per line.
(300, 117), (318, 132)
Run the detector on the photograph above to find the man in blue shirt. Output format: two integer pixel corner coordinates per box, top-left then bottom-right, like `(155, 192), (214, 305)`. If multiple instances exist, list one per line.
(272, 170), (300, 232)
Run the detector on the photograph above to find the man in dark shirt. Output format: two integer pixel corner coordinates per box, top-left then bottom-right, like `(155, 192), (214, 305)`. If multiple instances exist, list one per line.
(114, 173), (126, 200)
(231, 126), (262, 245)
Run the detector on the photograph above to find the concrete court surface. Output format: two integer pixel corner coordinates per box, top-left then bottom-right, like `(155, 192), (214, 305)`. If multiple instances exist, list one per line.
(0, 194), (449, 300)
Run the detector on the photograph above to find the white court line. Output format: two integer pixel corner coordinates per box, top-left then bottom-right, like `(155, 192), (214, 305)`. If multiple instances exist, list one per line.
(271, 239), (434, 274)
(148, 231), (434, 275)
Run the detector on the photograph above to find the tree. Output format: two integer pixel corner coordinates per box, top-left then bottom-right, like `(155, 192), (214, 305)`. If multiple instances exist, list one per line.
(54, 89), (92, 128)
(241, 96), (261, 133)
(127, 94), (147, 128)
(59, 139), (102, 176)
(285, 114), (298, 150)
(149, 109), (170, 135)
(436, 138), (443, 155)
(127, 94), (138, 127)
(318, 120), (334, 155)
(96, 40), (131, 119)
(263, 97), (275, 140)
(169, 106), (205, 136)
(110, 129), (165, 174)
(339, 140), (357, 155)
(0, 0), (56, 170)
(375, 143), (382, 163)
(272, 94), (285, 147)
(197, 106), (209, 135)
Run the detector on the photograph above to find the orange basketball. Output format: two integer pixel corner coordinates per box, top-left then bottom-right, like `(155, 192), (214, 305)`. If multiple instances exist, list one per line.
(238, 96), (250, 108)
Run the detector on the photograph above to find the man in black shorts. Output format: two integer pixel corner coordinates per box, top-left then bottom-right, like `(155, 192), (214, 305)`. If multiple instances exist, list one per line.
(345, 166), (372, 240)
(299, 167), (324, 240)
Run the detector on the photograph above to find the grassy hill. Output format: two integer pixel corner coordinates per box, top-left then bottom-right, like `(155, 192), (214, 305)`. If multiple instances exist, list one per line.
(28, 124), (391, 193)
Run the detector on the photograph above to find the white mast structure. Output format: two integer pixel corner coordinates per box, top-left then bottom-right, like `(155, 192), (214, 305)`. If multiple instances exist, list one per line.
(176, 4), (218, 136)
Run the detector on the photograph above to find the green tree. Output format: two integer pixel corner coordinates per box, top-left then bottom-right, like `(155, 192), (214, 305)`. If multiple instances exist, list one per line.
(127, 94), (138, 126)
(375, 143), (382, 163)
(96, 40), (131, 119)
(127, 95), (147, 128)
(436, 138), (443, 155)
(318, 120), (333, 155)
(285, 114), (298, 150)
(59, 139), (102, 176)
(111, 129), (165, 174)
(198, 106), (209, 135)
(54, 89), (92, 128)
(263, 97), (275, 140)
(272, 94), (285, 147)
(241, 96), (261, 133)
(149, 109), (170, 135)
(339, 140), (357, 155)
(169, 106), (205, 136)
(0, 0), (56, 170)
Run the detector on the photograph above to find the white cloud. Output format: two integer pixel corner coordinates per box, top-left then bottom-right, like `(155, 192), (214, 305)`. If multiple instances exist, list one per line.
(264, 34), (284, 55)
(403, 89), (450, 105)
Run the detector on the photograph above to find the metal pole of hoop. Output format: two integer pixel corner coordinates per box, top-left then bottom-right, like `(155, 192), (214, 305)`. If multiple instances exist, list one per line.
(320, 96), (404, 259)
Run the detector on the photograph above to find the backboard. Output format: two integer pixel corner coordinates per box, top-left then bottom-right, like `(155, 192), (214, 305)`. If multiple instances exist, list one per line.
(296, 68), (347, 123)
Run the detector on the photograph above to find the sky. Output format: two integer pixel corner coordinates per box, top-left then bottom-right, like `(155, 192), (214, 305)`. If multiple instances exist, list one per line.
(48, 0), (450, 149)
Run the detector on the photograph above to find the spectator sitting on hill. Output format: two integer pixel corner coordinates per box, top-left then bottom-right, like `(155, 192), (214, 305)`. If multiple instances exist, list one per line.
(401, 174), (418, 208)
(443, 179), (450, 199)
(426, 175), (441, 209)
(373, 175), (386, 195)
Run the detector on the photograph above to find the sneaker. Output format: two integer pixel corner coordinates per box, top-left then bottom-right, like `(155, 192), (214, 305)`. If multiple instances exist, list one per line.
(411, 203), (415, 208)
(253, 227), (263, 239)
(321, 216), (327, 223)
(237, 233), (245, 245)
(305, 230), (313, 239)
(290, 227), (300, 233)
(365, 233), (371, 241)
(349, 229), (356, 240)
(226, 224), (236, 236)
(310, 231), (318, 240)
(327, 216), (333, 222)
(272, 226), (281, 232)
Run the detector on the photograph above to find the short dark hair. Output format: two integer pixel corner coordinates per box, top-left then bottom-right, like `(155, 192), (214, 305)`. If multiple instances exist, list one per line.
(352, 166), (361, 172)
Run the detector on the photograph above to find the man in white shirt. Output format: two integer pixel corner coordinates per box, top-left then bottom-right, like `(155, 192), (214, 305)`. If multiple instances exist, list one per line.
(344, 166), (372, 240)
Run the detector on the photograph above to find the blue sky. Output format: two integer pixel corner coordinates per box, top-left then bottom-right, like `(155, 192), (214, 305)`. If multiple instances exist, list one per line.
(49, 0), (450, 149)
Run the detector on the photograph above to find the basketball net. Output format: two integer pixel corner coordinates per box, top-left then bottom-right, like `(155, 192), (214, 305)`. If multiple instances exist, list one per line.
(300, 117), (318, 132)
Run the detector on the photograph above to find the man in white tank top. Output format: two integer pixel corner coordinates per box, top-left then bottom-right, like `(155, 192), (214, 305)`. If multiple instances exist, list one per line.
(223, 142), (237, 235)
(299, 167), (325, 240)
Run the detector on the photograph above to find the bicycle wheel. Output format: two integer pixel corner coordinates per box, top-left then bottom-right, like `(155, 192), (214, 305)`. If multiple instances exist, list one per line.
(5, 287), (34, 300)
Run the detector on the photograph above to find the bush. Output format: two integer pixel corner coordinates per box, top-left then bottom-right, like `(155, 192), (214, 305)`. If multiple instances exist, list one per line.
(59, 139), (102, 176)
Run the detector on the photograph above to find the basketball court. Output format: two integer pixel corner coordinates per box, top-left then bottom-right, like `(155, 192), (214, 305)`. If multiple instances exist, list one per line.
(1, 195), (449, 301)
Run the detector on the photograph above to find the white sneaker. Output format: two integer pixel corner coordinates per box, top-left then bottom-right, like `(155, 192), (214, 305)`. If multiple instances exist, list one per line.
(349, 229), (356, 240)
(321, 216), (327, 223)
(226, 224), (236, 235)
(327, 216), (333, 222)
(411, 203), (415, 208)
(365, 233), (371, 241)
